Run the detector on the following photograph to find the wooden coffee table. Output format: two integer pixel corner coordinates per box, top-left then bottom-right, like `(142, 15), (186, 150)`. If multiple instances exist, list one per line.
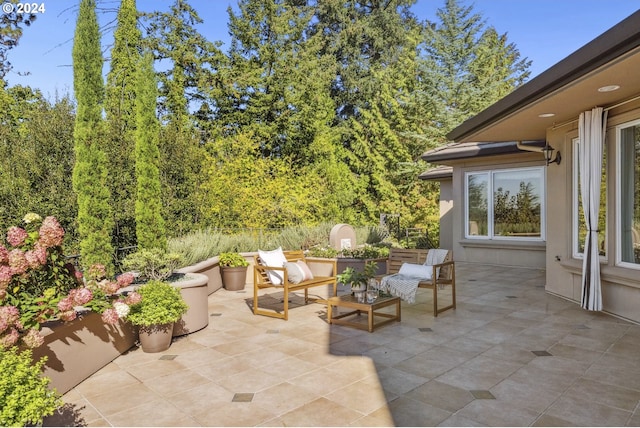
(327, 294), (401, 332)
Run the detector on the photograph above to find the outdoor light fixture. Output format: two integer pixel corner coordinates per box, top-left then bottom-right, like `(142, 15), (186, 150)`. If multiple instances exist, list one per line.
(542, 142), (561, 166)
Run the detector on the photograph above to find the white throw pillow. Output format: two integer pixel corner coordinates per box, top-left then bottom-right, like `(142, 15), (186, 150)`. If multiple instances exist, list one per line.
(284, 261), (314, 284)
(258, 247), (288, 285)
(398, 263), (432, 280)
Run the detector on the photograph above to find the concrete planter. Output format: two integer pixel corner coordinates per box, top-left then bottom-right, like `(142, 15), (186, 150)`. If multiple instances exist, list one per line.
(170, 273), (209, 337)
(30, 310), (136, 395)
(177, 256), (223, 295)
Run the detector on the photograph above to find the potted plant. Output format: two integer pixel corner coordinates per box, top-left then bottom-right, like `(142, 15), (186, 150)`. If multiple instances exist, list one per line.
(0, 347), (62, 427)
(219, 252), (249, 291)
(337, 261), (378, 293)
(125, 280), (188, 353)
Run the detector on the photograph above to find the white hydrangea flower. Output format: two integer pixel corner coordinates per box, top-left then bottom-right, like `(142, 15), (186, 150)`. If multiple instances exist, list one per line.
(23, 212), (42, 224)
(113, 301), (130, 318)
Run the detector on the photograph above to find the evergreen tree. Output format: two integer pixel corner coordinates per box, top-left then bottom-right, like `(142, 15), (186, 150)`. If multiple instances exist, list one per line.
(143, 0), (224, 234)
(134, 51), (165, 250)
(415, 0), (531, 146)
(0, 0), (37, 81)
(72, 0), (114, 274)
(104, 0), (142, 249)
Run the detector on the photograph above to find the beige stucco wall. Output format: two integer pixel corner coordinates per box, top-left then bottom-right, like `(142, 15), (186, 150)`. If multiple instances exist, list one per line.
(447, 152), (546, 269)
(545, 102), (640, 324)
(439, 178), (453, 251)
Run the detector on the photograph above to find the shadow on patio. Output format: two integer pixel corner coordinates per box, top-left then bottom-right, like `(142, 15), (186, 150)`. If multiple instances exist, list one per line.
(44, 263), (640, 427)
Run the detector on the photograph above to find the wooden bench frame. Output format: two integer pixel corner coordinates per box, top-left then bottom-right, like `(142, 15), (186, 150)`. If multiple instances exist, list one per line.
(253, 250), (337, 320)
(381, 248), (456, 317)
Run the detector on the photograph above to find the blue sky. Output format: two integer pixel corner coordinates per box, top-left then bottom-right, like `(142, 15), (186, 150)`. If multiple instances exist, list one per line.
(5, 0), (639, 100)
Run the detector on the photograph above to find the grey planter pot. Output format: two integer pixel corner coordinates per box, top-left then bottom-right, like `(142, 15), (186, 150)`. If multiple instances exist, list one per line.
(221, 266), (248, 291)
(138, 323), (174, 353)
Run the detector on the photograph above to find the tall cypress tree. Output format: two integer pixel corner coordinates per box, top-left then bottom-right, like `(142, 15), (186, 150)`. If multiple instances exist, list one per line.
(105, 0), (142, 248)
(72, 0), (114, 274)
(134, 51), (165, 250)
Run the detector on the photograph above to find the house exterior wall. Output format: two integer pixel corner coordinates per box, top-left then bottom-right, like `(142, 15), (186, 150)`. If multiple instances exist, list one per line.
(439, 178), (453, 251)
(446, 152), (546, 269)
(546, 102), (640, 324)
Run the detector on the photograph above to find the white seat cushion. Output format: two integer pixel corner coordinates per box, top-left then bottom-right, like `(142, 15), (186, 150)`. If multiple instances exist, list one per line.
(398, 263), (432, 280)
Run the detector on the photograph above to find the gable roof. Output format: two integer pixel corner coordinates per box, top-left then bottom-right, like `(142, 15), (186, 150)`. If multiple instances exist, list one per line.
(446, 10), (640, 143)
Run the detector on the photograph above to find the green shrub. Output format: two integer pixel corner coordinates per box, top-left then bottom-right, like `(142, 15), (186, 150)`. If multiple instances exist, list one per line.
(0, 347), (62, 427)
(126, 280), (188, 326)
(168, 223), (390, 267)
(122, 248), (182, 281)
(219, 252), (249, 267)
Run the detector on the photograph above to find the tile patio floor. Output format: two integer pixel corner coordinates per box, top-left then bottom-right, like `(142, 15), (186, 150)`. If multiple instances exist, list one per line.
(44, 262), (640, 427)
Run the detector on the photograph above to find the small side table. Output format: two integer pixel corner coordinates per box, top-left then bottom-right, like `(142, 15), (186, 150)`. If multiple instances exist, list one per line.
(327, 294), (401, 332)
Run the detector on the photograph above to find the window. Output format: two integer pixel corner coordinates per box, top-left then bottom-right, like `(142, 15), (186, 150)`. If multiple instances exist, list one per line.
(572, 138), (607, 259)
(465, 168), (544, 240)
(616, 120), (640, 267)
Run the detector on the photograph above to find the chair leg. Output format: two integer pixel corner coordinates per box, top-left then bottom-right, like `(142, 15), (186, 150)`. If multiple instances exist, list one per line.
(433, 285), (438, 317)
(283, 287), (289, 321)
(253, 282), (259, 315)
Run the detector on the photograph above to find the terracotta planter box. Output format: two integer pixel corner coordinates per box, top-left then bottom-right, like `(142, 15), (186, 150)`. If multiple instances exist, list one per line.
(177, 256), (223, 295)
(30, 310), (136, 395)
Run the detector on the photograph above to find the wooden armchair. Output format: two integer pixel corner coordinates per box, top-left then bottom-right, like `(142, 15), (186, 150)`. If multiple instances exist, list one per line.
(382, 248), (456, 316)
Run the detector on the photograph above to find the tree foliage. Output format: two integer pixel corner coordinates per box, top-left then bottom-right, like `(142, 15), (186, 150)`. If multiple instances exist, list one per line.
(0, 0), (37, 81)
(1, 0), (532, 252)
(72, 0), (114, 274)
(134, 51), (165, 250)
(104, 0), (142, 249)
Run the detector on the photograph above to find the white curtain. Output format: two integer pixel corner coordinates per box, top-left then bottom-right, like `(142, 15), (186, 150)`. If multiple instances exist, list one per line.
(578, 107), (607, 311)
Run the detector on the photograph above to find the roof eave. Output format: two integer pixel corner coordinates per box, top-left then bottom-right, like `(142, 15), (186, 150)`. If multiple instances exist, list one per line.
(446, 10), (640, 142)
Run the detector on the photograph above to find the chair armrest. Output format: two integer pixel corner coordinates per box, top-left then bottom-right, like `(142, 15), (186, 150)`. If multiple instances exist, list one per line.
(432, 260), (455, 268)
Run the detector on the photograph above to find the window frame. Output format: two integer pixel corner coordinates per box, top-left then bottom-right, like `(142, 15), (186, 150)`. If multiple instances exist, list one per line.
(615, 118), (640, 270)
(464, 167), (546, 241)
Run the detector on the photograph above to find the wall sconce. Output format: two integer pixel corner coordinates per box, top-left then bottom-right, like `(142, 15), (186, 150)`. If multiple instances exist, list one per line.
(542, 142), (561, 165)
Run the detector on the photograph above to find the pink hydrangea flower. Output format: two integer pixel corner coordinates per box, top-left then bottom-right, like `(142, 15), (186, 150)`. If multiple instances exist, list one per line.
(0, 319), (7, 333)
(59, 310), (77, 322)
(24, 248), (45, 269)
(72, 287), (93, 306)
(0, 305), (20, 326)
(6, 226), (27, 247)
(57, 296), (74, 312)
(0, 327), (19, 348)
(100, 280), (120, 295)
(38, 216), (64, 248)
(101, 308), (119, 325)
(117, 272), (135, 288)
(0, 288), (6, 301)
(125, 291), (142, 306)
(0, 265), (12, 288)
(8, 249), (28, 275)
(0, 245), (8, 263)
(21, 328), (44, 348)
